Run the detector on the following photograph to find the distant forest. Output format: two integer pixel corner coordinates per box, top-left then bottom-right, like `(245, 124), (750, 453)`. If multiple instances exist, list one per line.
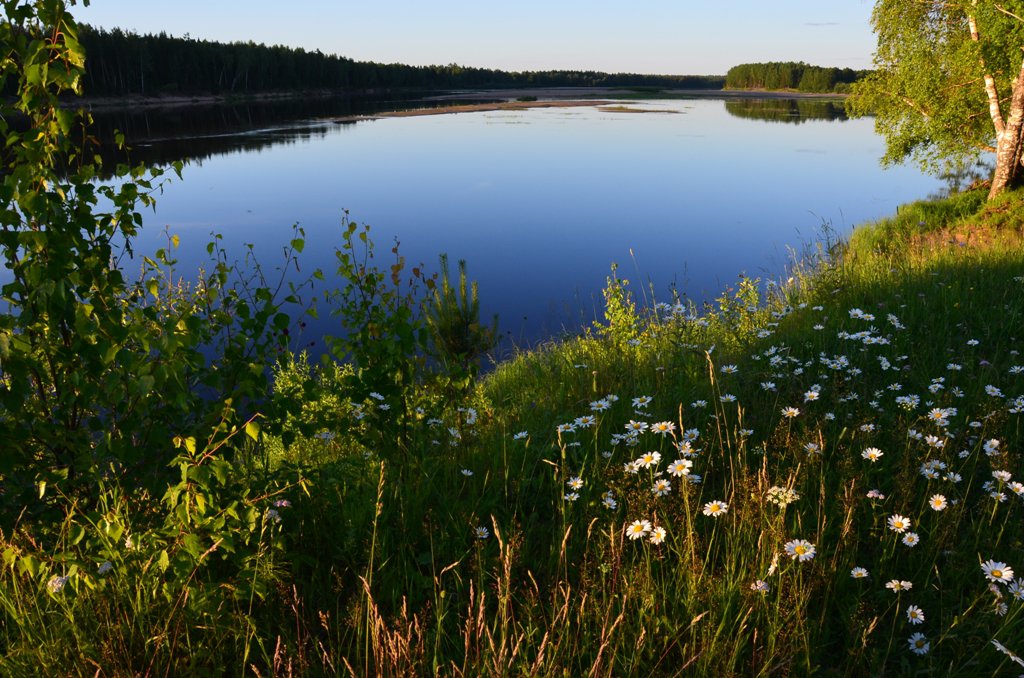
(77, 26), (725, 97)
(724, 62), (868, 93)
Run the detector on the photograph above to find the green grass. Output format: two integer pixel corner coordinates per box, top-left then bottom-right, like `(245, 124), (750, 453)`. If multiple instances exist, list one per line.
(3, 188), (1024, 675)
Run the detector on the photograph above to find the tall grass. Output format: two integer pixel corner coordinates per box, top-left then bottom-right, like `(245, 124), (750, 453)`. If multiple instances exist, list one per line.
(2, 188), (1023, 675)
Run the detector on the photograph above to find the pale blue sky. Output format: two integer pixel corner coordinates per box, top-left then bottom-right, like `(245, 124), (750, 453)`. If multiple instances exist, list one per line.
(74, 1), (876, 75)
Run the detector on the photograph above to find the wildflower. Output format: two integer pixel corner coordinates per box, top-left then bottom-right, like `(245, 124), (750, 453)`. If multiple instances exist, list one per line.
(567, 476), (583, 490)
(602, 493), (618, 510)
(804, 389), (820, 402)
(906, 605), (925, 625)
(804, 442), (821, 455)
(626, 519), (652, 540)
(650, 421), (676, 436)
(564, 492), (580, 502)
(623, 461), (640, 474)
(1009, 579), (1024, 601)
(766, 486), (799, 506)
(637, 451), (662, 468)
(672, 442), (695, 460)
(720, 393), (737, 403)
(667, 459), (693, 477)
(266, 508), (281, 524)
(986, 385), (1004, 398)
(703, 500), (729, 517)
(867, 489), (886, 500)
(651, 479), (672, 496)
(47, 575), (69, 594)
(649, 526), (667, 545)
(461, 468), (474, 477)
(632, 395), (653, 408)
(691, 400), (708, 408)
(982, 560), (1014, 584)
(625, 420), (648, 434)
(993, 470), (1013, 483)
(902, 532), (920, 547)
(897, 395), (921, 410)
(750, 580), (770, 593)
(368, 391), (385, 401)
(886, 579), (913, 592)
(888, 514), (912, 533)
(97, 561), (113, 576)
(784, 539), (816, 562)
(967, 339), (980, 346)
(991, 639), (1024, 666)
(929, 494), (948, 511)
(590, 399), (611, 412)
(720, 364), (738, 374)
(995, 601), (1009, 616)
(475, 526), (490, 539)
(862, 447), (884, 462)
(984, 439), (1002, 456)
(683, 428), (700, 442)
(761, 381), (777, 391)
(574, 415), (597, 428)
(907, 632), (930, 655)
(781, 406), (800, 418)
(512, 431), (529, 440)
(850, 567), (869, 579)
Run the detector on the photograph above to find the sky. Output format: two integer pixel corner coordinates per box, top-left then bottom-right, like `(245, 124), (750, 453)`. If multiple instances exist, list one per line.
(74, 1), (878, 76)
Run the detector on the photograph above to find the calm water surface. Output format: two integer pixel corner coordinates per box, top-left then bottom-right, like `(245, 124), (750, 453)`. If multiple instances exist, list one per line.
(113, 98), (941, 350)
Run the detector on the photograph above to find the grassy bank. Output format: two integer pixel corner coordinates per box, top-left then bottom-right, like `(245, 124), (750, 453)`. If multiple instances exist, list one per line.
(3, 188), (1023, 675)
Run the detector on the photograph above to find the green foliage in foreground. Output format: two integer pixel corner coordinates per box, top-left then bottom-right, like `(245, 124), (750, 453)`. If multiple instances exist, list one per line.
(2, 2), (1024, 675)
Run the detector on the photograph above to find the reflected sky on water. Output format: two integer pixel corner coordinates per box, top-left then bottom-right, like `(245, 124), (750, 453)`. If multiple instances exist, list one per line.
(112, 98), (941, 351)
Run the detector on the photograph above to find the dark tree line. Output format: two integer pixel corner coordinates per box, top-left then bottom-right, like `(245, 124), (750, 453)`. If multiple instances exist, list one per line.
(76, 26), (724, 97)
(724, 62), (868, 93)
(724, 98), (848, 124)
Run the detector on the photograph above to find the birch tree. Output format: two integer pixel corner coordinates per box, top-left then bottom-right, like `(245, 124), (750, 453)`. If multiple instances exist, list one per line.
(849, 0), (1024, 199)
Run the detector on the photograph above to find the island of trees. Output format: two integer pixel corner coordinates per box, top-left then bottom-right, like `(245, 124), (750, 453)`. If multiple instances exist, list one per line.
(725, 61), (868, 93)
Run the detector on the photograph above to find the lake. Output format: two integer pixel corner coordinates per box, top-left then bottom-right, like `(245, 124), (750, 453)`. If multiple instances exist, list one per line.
(97, 95), (942, 354)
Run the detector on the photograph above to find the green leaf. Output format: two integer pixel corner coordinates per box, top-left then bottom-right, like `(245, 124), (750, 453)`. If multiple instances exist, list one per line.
(245, 420), (260, 441)
(183, 533), (204, 559)
(157, 550), (170, 572)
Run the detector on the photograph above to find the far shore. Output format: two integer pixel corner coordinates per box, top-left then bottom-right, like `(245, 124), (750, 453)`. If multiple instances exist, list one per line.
(69, 86), (846, 113)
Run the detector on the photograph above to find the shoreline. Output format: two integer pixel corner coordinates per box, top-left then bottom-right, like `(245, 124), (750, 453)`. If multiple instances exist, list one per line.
(68, 86), (847, 114)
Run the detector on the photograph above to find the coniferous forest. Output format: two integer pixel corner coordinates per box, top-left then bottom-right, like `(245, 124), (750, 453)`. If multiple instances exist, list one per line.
(76, 25), (726, 97)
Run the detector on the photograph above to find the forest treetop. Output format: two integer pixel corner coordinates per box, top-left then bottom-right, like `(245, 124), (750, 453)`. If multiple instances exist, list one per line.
(75, 25), (725, 97)
(725, 61), (869, 94)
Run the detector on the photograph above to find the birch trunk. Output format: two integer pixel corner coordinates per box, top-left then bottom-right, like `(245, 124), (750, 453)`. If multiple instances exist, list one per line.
(988, 56), (1024, 199)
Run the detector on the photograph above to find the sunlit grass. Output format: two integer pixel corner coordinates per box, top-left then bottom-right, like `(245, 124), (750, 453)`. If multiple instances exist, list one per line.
(3, 188), (1023, 675)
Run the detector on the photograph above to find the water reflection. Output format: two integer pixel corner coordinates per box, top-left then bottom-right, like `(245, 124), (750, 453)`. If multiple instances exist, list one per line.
(88, 98), (939, 352)
(86, 95), (491, 175)
(724, 98), (848, 124)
